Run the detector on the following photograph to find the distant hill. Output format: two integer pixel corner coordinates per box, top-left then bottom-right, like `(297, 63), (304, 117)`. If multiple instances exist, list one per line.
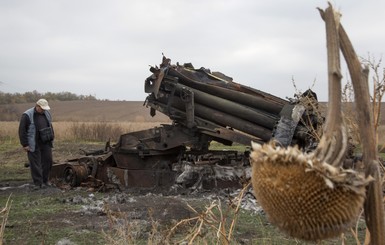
(1, 100), (385, 125)
(0, 100), (170, 122)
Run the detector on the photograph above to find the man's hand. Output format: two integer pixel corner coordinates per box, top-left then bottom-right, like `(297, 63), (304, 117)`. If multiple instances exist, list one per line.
(23, 146), (30, 152)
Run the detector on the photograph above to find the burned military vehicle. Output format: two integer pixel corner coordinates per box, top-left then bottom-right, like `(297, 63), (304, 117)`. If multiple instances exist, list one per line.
(50, 56), (322, 190)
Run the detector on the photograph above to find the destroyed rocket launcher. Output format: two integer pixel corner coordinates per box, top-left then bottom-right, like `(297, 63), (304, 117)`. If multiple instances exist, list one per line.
(50, 56), (321, 189)
(143, 56), (319, 151)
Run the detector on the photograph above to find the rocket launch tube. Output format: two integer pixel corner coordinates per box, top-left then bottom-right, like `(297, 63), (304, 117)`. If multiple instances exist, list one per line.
(155, 95), (272, 142)
(172, 82), (278, 130)
(167, 67), (287, 115)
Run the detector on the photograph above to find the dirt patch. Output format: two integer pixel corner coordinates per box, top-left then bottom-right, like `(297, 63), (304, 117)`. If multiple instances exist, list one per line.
(1, 179), (261, 244)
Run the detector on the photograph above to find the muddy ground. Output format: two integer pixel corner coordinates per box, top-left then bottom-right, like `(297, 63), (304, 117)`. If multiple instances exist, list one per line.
(0, 141), (262, 244)
(0, 177), (261, 244)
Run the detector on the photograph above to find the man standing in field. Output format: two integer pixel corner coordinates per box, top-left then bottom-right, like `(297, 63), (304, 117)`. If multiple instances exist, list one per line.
(18, 99), (54, 189)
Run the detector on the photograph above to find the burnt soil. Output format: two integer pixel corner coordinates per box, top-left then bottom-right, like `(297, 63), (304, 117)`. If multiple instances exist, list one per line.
(1, 178), (256, 244)
(0, 141), (260, 244)
(1, 175), (367, 245)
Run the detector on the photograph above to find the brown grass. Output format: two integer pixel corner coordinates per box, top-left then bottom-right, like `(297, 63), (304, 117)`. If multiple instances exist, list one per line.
(0, 121), (167, 143)
(3, 120), (385, 147)
(0, 100), (171, 143)
(0, 101), (171, 122)
(0, 194), (12, 245)
(56, 121), (166, 142)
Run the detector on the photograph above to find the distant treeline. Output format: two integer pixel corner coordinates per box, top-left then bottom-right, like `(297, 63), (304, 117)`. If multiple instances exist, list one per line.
(0, 90), (97, 104)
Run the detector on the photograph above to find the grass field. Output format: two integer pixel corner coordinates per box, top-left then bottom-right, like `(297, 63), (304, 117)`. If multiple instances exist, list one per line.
(1, 98), (384, 244)
(0, 121), (165, 142)
(3, 121), (385, 149)
(0, 120), (377, 244)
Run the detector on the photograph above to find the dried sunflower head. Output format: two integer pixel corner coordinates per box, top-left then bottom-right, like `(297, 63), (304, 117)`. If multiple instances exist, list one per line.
(250, 141), (372, 241)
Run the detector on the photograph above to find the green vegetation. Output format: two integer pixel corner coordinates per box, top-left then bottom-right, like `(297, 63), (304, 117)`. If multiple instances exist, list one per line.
(209, 141), (250, 152)
(0, 140), (30, 182)
(1, 191), (105, 245)
(0, 90), (97, 104)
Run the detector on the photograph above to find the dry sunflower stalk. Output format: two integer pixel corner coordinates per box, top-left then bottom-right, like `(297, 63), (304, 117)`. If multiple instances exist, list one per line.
(250, 4), (380, 242)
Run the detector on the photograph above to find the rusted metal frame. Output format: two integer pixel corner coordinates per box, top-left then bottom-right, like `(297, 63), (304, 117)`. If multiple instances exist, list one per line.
(319, 4), (385, 244)
(153, 66), (166, 99)
(147, 97), (263, 145)
(107, 167), (176, 188)
(165, 78), (178, 118)
(179, 86), (195, 128)
(199, 127), (264, 146)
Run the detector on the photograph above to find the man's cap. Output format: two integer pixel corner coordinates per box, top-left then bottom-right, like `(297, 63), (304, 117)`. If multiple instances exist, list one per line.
(36, 99), (50, 110)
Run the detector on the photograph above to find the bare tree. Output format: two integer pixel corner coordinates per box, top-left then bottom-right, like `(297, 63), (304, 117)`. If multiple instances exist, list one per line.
(361, 55), (385, 146)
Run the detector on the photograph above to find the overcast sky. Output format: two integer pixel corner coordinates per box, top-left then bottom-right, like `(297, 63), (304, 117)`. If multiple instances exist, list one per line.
(0, 0), (384, 101)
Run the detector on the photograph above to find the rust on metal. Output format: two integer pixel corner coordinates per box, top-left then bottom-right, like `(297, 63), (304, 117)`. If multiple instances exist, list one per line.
(51, 56), (321, 190)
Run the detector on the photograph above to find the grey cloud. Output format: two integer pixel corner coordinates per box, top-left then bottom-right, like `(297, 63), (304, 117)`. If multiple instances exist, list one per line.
(0, 0), (384, 101)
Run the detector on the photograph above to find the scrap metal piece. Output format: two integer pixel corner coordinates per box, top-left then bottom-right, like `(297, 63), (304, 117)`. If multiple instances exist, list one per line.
(273, 104), (305, 147)
(107, 167), (176, 188)
(64, 163), (89, 187)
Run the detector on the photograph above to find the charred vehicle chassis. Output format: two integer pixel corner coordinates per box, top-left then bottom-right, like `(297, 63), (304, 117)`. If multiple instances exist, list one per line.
(50, 56), (321, 190)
